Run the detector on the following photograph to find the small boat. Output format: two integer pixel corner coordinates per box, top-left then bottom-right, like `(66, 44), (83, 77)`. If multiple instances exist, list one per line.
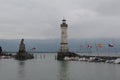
(114, 58), (120, 64)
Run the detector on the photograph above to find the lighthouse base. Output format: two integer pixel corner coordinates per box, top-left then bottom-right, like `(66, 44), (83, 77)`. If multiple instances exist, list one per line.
(57, 52), (80, 60)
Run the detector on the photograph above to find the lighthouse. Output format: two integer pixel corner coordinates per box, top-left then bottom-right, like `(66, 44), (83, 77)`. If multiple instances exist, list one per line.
(57, 19), (80, 60)
(60, 19), (69, 53)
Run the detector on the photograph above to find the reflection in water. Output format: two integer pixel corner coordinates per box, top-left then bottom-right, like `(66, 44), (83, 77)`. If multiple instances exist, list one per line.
(57, 61), (70, 80)
(17, 61), (26, 79)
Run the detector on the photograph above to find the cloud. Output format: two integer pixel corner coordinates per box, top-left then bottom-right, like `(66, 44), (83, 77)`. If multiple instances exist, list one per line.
(96, 0), (120, 16)
(0, 0), (120, 39)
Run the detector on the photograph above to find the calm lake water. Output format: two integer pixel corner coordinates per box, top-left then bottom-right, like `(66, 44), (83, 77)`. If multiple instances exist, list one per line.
(0, 53), (120, 80)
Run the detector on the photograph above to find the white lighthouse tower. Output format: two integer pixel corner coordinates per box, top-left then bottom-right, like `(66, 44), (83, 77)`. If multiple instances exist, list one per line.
(60, 19), (69, 53)
(57, 19), (80, 60)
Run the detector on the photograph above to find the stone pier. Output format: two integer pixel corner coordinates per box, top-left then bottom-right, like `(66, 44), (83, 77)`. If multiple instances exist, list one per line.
(15, 39), (34, 60)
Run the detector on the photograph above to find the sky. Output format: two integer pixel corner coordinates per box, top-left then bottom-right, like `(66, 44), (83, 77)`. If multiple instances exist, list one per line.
(0, 0), (120, 39)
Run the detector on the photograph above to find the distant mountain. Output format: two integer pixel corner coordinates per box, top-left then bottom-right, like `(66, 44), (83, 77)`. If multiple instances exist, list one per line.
(0, 39), (60, 53)
(0, 39), (120, 53)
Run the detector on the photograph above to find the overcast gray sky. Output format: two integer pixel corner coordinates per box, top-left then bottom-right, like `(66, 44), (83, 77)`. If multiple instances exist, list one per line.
(0, 0), (120, 39)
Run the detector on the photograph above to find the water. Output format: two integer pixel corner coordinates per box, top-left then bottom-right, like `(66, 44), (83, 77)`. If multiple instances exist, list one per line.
(0, 53), (120, 80)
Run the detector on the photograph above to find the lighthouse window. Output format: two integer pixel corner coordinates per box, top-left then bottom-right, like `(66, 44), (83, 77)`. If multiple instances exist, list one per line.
(62, 31), (64, 34)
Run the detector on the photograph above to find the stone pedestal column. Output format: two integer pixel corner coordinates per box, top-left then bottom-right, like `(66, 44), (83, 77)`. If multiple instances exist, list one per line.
(19, 39), (26, 53)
